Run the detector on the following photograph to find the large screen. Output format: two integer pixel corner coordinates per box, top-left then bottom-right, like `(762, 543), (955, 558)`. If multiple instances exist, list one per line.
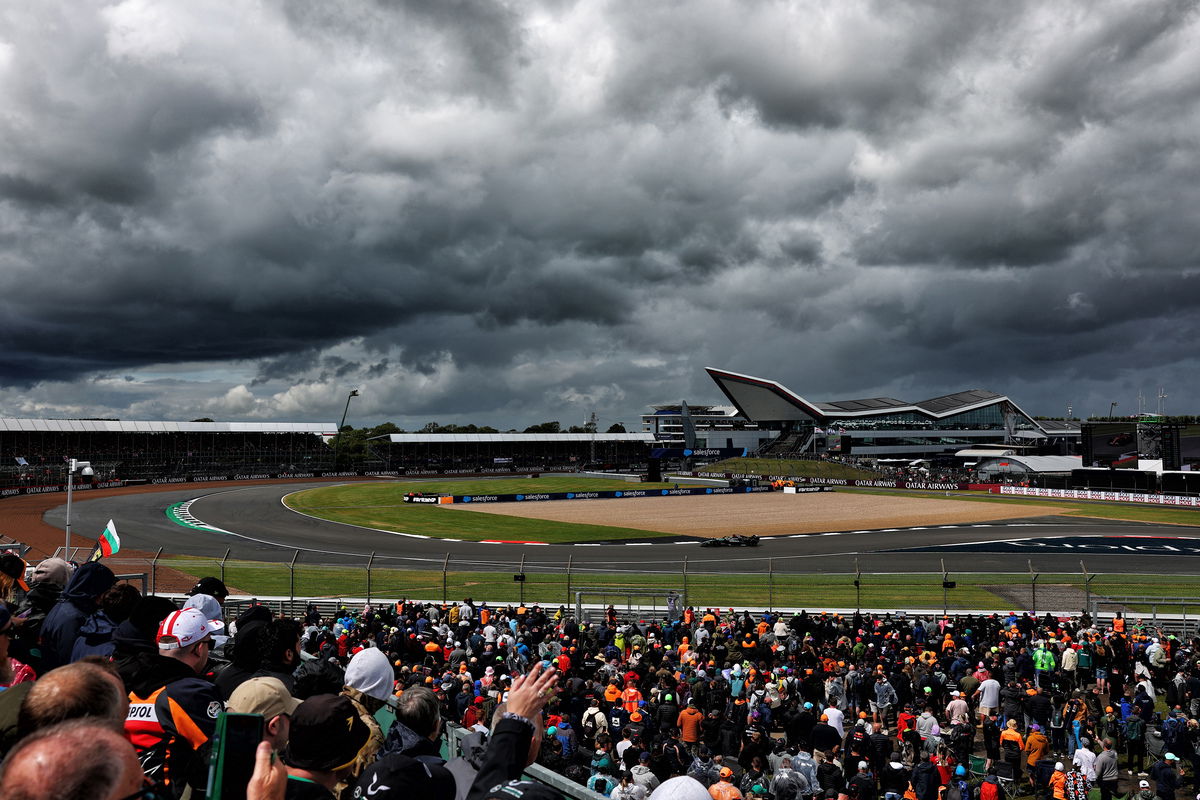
(1082, 422), (1140, 468)
(1179, 425), (1200, 466)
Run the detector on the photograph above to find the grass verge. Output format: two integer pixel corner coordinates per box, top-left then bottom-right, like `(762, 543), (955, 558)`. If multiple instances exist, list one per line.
(283, 478), (702, 543)
(162, 556), (1200, 612)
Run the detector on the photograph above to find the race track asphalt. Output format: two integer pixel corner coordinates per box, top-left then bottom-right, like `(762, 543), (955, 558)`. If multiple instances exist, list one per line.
(40, 481), (1200, 576)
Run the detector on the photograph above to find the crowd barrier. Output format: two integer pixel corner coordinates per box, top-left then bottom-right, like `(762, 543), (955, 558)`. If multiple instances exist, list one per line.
(1001, 485), (1200, 508)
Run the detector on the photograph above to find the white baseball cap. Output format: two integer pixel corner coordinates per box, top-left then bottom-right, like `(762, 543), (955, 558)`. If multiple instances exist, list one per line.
(157, 607), (224, 650)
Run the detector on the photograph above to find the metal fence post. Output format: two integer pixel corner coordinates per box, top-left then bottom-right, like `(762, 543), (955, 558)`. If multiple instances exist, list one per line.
(1080, 561), (1092, 615)
(566, 555), (573, 606)
(941, 558), (948, 617)
(289, 550), (299, 617)
(855, 557), (862, 613)
(768, 559), (774, 610)
(366, 551), (376, 602)
(1028, 560), (1039, 617)
(220, 548), (231, 587)
(682, 556), (689, 608)
(442, 553), (450, 604)
(151, 548), (163, 595)
(519, 554), (526, 606)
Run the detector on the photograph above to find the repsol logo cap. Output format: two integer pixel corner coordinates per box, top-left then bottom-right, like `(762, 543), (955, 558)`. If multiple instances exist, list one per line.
(157, 607), (224, 650)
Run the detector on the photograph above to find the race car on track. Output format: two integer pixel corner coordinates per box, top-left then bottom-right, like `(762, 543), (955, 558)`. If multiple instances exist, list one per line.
(700, 534), (761, 548)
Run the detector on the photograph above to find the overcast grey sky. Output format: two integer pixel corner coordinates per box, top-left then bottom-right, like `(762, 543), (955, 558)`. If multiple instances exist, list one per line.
(1, 0), (1198, 429)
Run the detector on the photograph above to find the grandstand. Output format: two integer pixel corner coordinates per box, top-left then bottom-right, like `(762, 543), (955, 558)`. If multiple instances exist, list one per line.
(367, 432), (655, 474)
(0, 418), (337, 488)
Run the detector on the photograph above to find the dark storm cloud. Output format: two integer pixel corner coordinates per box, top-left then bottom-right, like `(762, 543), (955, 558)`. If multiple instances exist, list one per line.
(0, 0), (1198, 427)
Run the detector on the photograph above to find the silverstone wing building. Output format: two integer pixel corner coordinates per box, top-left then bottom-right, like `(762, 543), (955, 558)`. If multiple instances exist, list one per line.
(705, 368), (1079, 458)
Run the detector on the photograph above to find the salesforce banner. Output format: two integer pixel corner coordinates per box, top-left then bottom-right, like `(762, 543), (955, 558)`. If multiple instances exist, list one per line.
(454, 485), (772, 504)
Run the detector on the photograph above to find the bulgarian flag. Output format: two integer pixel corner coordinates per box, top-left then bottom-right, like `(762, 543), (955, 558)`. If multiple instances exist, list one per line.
(88, 520), (121, 561)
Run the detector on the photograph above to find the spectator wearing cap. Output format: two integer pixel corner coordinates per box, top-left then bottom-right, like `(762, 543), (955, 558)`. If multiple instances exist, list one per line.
(111, 595), (183, 694)
(0, 719), (145, 800)
(1149, 753), (1181, 800)
(126, 606), (226, 794)
(631, 750), (661, 791)
(1049, 761), (1067, 800)
(284, 694), (375, 799)
(8, 558), (71, 674)
(1132, 779), (1155, 800)
(708, 766), (743, 800)
(227, 676), (301, 751)
(0, 553), (27, 606)
(38, 560), (116, 671)
(188, 576), (229, 605)
(0, 607), (35, 689)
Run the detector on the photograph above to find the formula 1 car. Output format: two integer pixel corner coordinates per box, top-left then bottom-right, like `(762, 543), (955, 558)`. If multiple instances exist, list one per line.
(700, 534), (761, 548)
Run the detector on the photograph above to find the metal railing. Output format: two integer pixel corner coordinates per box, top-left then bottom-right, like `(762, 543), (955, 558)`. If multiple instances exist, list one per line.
(443, 722), (607, 800)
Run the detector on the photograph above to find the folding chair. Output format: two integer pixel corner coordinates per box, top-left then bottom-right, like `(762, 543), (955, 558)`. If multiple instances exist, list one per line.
(992, 761), (1021, 800)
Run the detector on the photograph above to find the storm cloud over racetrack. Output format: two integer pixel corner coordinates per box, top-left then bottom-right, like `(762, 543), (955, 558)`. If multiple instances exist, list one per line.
(1, 1), (1198, 426)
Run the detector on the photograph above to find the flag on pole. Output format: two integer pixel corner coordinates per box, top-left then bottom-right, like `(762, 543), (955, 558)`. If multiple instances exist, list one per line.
(88, 520), (120, 561)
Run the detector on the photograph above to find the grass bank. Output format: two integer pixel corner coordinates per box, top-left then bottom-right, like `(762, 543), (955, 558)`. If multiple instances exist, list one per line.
(283, 478), (701, 543)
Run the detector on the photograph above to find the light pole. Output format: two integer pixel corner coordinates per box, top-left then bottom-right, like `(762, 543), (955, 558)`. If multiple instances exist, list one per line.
(335, 389), (360, 466)
(1109, 402), (1118, 419)
(64, 459), (94, 559)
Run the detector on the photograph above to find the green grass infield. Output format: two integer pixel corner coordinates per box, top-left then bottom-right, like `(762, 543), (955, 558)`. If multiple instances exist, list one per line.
(283, 477), (705, 543)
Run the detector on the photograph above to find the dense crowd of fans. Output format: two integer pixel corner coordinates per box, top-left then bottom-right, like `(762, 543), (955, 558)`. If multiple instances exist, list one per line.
(0, 551), (1196, 800)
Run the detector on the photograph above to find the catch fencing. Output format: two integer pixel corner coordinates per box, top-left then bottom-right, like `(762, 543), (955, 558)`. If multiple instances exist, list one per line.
(87, 551), (1200, 623)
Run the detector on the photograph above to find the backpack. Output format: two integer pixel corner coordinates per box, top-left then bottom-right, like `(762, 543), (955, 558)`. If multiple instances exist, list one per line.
(944, 783), (963, 800)
(582, 709), (602, 740)
(1162, 716), (1182, 745)
(688, 758), (720, 787)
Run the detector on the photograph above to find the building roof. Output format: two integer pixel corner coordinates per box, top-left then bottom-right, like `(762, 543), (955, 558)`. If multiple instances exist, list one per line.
(0, 418), (335, 434)
(372, 433), (654, 444)
(954, 448), (1017, 458)
(1034, 419), (1082, 434)
(975, 454), (1083, 473)
(705, 367), (1043, 427)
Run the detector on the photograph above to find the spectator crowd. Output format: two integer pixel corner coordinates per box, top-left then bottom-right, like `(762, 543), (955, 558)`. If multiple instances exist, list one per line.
(0, 548), (1196, 800)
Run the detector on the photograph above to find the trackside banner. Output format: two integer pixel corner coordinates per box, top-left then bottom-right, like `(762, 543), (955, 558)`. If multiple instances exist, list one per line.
(452, 486), (773, 504)
(1001, 485), (1200, 507)
(692, 472), (970, 491)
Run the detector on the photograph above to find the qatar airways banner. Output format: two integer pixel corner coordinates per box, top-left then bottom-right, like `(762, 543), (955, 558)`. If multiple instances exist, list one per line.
(452, 485), (772, 504)
(693, 472), (970, 491)
(1000, 485), (1200, 507)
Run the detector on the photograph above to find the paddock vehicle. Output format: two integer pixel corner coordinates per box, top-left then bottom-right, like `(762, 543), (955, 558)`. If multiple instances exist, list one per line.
(700, 534), (761, 548)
